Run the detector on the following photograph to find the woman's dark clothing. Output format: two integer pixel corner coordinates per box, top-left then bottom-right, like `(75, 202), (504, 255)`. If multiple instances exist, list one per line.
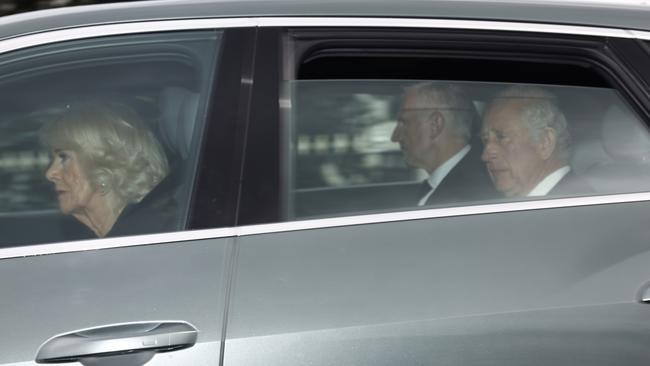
(106, 178), (179, 237)
(61, 178), (178, 239)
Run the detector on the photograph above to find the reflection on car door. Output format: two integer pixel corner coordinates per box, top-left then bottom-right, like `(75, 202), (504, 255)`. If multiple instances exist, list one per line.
(226, 202), (650, 366)
(0, 238), (233, 366)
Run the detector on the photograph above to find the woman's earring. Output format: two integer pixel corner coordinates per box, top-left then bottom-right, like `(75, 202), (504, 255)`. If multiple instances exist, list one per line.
(99, 181), (109, 196)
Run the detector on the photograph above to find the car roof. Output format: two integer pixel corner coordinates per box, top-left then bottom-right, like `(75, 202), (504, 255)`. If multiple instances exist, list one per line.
(1, 0), (650, 41)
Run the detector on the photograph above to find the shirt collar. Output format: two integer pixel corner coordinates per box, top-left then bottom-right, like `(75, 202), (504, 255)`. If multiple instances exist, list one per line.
(418, 145), (471, 206)
(527, 166), (571, 197)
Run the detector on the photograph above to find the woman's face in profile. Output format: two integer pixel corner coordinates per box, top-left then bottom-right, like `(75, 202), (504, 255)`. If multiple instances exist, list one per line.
(45, 149), (98, 215)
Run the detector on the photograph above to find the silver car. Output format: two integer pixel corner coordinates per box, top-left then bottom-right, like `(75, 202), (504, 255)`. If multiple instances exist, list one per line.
(2, 0), (650, 365)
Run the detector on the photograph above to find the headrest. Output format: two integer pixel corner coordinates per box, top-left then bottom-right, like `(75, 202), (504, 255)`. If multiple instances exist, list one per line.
(158, 87), (199, 160)
(602, 104), (650, 163)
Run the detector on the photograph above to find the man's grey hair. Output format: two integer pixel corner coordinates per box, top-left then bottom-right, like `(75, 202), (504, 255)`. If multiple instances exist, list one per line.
(492, 85), (571, 162)
(404, 82), (476, 142)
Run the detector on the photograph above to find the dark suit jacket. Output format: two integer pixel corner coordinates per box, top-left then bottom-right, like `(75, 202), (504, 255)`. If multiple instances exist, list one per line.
(547, 171), (594, 197)
(423, 146), (497, 206)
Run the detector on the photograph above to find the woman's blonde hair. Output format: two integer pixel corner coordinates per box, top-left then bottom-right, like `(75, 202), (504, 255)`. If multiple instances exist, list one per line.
(41, 101), (169, 205)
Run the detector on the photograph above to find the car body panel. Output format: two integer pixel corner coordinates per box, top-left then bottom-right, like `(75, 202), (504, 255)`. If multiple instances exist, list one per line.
(2, 0), (650, 42)
(225, 201), (650, 364)
(2, 1), (650, 366)
(225, 303), (650, 366)
(0, 237), (232, 365)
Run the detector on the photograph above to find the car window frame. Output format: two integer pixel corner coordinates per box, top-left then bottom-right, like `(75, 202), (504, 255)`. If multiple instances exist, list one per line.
(5, 16), (650, 258)
(0, 19), (255, 251)
(238, 19), (650, 227)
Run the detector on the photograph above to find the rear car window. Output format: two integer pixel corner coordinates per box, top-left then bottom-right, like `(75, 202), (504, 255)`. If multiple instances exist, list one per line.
(283, 80), (650, 219)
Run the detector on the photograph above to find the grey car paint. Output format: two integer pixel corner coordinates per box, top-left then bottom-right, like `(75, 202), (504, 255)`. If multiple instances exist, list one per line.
(1, 1), (650, 365)
(226, 202), (650, 365)
(0, 238), (233, 365)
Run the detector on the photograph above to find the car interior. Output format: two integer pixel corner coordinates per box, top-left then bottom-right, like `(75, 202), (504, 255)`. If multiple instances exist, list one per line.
(0, 32), (213, 246)
(284, 29), (650, 219)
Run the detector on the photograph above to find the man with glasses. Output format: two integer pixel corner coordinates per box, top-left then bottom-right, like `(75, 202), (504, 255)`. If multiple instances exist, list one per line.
(391, 82), (495, 206)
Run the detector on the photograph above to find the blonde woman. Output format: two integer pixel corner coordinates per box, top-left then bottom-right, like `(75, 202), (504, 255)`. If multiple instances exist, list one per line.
(41, 102), (171, 238)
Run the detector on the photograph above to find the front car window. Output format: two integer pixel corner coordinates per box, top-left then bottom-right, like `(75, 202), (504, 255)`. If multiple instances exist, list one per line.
(0, 30), (221, 246)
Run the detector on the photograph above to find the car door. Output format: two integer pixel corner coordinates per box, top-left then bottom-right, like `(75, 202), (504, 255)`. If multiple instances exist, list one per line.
(224, 19), (650, 366)
(0, 21), (254, 366)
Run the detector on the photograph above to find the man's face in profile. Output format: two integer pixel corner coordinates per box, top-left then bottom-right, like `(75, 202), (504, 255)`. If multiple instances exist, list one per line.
(391, 92), (435, 170)
(481, 99), (548, 197)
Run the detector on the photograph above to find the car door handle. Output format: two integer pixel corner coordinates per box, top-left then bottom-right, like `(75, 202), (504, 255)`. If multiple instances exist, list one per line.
(638, 281), (650, 303)
(36, 321), (198, 366)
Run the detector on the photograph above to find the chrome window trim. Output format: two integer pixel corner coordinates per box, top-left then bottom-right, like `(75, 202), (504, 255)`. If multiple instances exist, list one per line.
(0, 16), (649, 258)
(0, 16), (643, 55)
(2, 191), (650, 260)
(258, 17), (634, 38)
(629, 30), (650, 40)
(0, 18), (258, 54)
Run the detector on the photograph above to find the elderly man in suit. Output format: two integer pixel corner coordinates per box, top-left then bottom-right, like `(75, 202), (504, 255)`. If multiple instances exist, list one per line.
(481, 85), (592, 198)
(391, 82), (495, 206)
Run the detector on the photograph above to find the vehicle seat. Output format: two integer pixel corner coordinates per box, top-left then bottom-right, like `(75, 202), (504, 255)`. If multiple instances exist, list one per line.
(581, 103), (650, 193)
(159, 86), (200, 161)
(155, 86), (201, 228)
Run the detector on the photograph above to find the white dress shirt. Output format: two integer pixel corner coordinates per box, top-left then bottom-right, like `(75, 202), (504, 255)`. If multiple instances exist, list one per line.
(418, 145), (471, 206)
(527, 166), (571, 197)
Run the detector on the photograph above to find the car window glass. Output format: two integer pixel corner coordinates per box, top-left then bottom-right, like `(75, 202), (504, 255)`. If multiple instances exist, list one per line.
(283, 80), (650, 219)
(0, 30), (221, 246)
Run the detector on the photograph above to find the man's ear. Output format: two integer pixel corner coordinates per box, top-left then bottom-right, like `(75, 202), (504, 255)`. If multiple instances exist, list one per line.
(536, 127), (557, 160)
(428, 111), (445, 140)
